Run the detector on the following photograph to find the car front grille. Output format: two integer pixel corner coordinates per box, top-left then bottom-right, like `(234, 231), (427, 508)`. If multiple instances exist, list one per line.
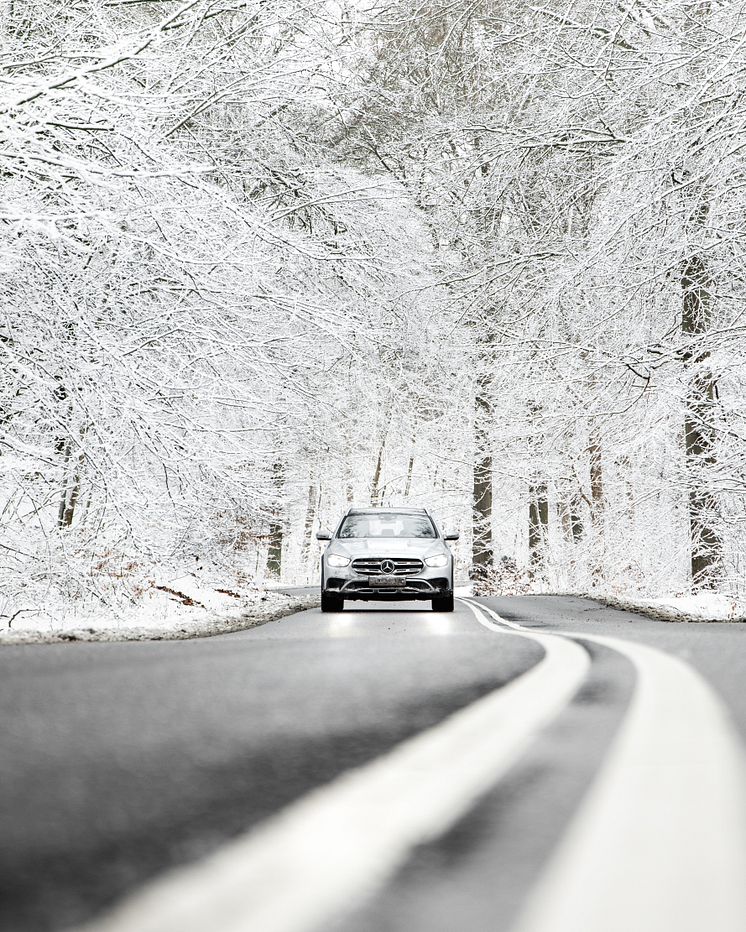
(351, 557), (424, 576)
(345, 579), (432, 593)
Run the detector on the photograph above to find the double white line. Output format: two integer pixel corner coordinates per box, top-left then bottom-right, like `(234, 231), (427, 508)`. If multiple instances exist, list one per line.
(80, 600), (746, 932)
(465, 598), (746, 932)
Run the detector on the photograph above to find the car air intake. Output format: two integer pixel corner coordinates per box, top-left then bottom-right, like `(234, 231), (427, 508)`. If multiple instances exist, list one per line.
(351, 558), (424, 576)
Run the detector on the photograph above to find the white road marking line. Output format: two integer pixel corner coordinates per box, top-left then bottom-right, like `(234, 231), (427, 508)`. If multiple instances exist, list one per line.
(77, 606), (589, 932)
(460, 596), (525, 631)
(470, 600), (746, 932)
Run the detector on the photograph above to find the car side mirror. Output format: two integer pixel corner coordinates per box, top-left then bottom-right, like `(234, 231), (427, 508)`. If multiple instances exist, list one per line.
(444, 531), (460, 541)
(316, 529), (332, 541)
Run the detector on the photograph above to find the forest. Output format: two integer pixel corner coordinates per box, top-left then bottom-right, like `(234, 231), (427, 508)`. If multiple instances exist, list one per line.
(2, 0), (746, 625)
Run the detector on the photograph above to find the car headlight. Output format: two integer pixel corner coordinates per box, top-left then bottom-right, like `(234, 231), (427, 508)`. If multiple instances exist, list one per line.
(326, 553), (351, 568)
(425, 554), (449, 568)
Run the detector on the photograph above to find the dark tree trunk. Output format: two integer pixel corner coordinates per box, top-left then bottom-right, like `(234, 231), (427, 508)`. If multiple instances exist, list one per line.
(55, 382), (81, 529)
(589, 427), (604, 531)
(526, 401), (548, 579)
(266, 461), (285, 579)
(472, 370), (493, 579)
(57, 437), (80, 528)
(587, 424), (604, 583)
(528, 482), (549, 578)
(682, 247), (722, 590)
(370, 406), (392, 507)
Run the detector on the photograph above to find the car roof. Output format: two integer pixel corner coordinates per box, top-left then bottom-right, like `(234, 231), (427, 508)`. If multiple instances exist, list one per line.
(345, 506), (429, 516)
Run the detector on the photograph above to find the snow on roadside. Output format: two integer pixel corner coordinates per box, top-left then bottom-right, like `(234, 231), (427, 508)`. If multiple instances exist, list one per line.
(592, 591), (746, 623)
(0, 576), (319, 646)
(466, 581), (744, 623)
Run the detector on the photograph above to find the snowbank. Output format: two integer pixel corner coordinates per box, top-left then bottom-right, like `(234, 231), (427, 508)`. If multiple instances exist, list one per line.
(467, 580), (744, 623)
(0, 577), (319, 646)
(591, 592), (746, 624)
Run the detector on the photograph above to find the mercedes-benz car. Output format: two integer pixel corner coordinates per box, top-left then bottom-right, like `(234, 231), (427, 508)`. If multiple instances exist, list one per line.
(316, 507), (458, 613)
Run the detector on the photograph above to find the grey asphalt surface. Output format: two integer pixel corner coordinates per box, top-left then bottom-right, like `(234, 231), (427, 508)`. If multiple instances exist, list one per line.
(0, 598), (539, 932)
(1, 595), (745, 932)
(341, 596), (746, 931)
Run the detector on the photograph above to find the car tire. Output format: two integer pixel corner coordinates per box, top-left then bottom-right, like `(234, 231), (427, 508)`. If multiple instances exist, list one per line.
(432, 594), (454, 613)
(321, 591), (344, 613)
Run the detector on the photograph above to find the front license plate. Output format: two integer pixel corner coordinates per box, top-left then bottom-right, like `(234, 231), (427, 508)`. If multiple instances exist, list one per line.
(369, 575), (406, 588)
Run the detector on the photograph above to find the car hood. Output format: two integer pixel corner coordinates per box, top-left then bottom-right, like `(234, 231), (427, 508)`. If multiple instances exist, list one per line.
(331, 538), (446, 559)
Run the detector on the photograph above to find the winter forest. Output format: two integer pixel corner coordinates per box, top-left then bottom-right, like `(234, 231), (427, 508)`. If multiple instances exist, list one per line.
(2, 0), (746, 628)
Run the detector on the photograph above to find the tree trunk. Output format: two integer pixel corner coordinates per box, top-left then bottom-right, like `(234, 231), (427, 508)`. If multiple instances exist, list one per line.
(472, 370), (493, 578)
(528, 482), (549, 579)
(370, 440), (385, 506)
(55, 386), (81, 529)
(585, 423), (605, 585)
(682, 247), (722, 589)
(616, 455), (636, 526)
(266, 461), (285, 580)
(589, 426), (604, 532)
(404, 447), (415, 498)
(300, 481), (318, 571)
(57, 437), (80, 528)
(558, 491), (583, 544)
(526, 400), (548, 580)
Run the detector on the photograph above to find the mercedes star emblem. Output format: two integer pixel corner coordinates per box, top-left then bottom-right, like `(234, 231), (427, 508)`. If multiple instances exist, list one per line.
(381, 560), (395, 575)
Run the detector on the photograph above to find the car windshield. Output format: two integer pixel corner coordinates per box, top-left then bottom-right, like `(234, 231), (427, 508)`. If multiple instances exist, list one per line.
(338, 513), (436, 539)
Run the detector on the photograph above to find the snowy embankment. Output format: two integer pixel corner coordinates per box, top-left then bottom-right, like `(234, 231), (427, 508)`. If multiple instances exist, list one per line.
(466, 581), (745, 624)
(592, 592), (746, 624)
(0, 577), (319, 646)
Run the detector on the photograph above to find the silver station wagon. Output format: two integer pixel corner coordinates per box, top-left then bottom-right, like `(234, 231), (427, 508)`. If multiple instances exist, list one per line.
(317, 507), (458, 613)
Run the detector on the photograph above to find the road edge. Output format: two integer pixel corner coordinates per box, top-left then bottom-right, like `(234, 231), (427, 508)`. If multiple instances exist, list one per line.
(0, 594), (320, 647)
(472, 589), (745, 624)
(588, 593), (746, 624)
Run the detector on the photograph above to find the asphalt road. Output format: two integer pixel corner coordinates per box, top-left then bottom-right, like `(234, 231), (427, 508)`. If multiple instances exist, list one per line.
(1, 595), (745, 932)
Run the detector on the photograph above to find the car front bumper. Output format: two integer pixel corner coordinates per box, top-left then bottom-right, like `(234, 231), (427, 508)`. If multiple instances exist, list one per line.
(323, 564), (452, 601)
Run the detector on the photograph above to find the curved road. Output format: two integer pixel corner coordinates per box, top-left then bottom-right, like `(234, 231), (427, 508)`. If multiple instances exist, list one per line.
(1, 595), (746, 932)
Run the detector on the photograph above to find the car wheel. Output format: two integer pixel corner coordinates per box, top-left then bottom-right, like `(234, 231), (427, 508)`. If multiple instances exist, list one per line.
(432, 594), (454, 613)
(321, 591), (344, 613)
